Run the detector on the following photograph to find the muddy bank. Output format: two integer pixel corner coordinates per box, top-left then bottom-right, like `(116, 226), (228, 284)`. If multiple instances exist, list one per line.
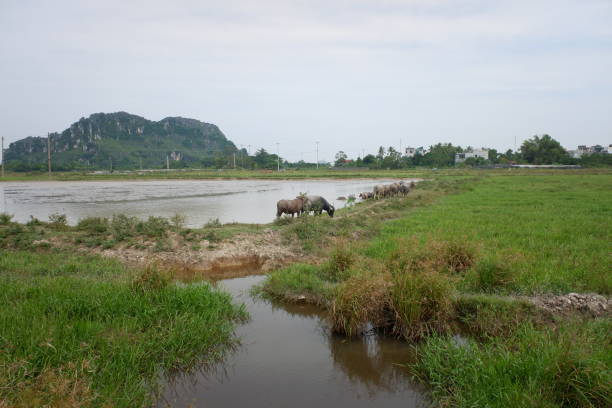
(91, 229), (312, 280)
(529, 292), (611, 317)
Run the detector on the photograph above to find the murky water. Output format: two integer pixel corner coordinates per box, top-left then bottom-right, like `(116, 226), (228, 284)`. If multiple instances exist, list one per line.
(157, 275), (425, 408)
(0, 179), (413, 227)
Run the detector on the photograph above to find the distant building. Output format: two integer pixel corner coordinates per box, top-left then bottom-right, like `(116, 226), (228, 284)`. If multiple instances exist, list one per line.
(404, 147), (429, 157)
(567, 144), (610, 158)
(455, 148), (489, 163)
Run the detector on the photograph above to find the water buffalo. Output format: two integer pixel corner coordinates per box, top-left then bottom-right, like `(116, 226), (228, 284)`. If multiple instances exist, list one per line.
(373, 184), (386, 199)
(303, 195), (335, 217)
(359, 192), (373, 200)
(398, 183), (410, 196)
(276, 196), (305, 218)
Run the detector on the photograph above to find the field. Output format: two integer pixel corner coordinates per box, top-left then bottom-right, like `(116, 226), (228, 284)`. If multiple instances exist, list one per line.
(1, 169), (611, 407)
(259, 170), (612, 407)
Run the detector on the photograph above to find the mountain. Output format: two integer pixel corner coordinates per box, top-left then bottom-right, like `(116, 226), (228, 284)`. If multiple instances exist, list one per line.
(4, 112), (238, 171)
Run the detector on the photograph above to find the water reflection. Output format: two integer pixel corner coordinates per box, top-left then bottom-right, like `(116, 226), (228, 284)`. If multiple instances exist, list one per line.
(158, 275), (424, 408)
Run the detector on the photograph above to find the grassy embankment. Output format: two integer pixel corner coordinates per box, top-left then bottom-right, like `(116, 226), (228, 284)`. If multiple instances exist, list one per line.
(0, 233), (247, 406)
(259, 171), (612, 407)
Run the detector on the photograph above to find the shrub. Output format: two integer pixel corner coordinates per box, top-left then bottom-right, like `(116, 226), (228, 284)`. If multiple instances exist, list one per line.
(110, 214), (138, 241)
(0, 212), (13, 225)
(137, 216), (171, 238)
(77, 217), (109, 235)
(170, 213), (186, 231)
(204, 218), (222, 228)
(26, 216), (44, 226)
(48, 213), (68, 228)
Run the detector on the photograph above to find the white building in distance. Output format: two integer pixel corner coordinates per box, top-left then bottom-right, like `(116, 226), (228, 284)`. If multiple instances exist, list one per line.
(404, 147), (429, 157)
(455, 148), (490, 163)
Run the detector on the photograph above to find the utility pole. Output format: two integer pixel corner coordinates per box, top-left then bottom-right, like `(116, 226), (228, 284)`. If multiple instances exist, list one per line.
(233, 152), (236, 169)
(399, 138), (402, 155)
(276, 142), (280, 172)
(47, 133), (51, 177)
(110, 156), (113, 173)
(1, 136), (4, 178)
(166, 155), (170, 170)
(247, 144), (251, 155)
(316, 141), (319, 169)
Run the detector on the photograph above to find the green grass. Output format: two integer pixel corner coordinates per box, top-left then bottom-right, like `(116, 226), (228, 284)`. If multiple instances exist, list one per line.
(413, 319), (612, 408)
(365, 174), (612, 294)
(0, 250), (246, 407)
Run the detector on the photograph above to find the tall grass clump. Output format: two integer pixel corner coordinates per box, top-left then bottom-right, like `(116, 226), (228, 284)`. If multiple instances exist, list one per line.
(391, 270), (456, 340)
(110, 214), (139, 241)
(331, 272), (392, 336)
(462, 255), (517, 293)
(412, 320), (612, 408)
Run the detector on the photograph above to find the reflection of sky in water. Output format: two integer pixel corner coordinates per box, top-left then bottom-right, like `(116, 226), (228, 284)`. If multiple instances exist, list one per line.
(158, 276), (424, 408)
(0, 179), (417, 227)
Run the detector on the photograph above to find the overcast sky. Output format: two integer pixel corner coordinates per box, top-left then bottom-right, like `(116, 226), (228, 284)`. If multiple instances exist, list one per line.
(1, 0), (611, 162)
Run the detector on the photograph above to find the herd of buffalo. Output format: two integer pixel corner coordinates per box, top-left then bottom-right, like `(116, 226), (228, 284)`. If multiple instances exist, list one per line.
(276, 180), (416, 218)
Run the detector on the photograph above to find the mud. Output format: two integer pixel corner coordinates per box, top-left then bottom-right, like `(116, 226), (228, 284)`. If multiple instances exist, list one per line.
(91, 229), (311, 280)
(529, 292), (611, 317)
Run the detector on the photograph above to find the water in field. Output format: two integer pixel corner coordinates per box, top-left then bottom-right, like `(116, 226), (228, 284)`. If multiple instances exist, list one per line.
(157, 275), (425, 408)
(0, 179), (413, 227)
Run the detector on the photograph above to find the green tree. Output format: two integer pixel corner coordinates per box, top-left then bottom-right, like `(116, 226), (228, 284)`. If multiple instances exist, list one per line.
(520, 134), (569, 164)
(334, 151), (348, 167)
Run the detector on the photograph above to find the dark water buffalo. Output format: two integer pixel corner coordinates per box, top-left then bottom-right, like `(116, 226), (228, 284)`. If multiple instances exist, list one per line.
(359, 192), (374, 199)
(276, 197), (305, 217)
(303, 195), (335, 217)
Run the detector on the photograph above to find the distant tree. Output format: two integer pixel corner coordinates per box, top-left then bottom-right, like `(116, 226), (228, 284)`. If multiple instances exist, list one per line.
(520, 134), (569, 164)
(363, 154), (376, 166)
(334, 151), (348, 167)
(424, 143), (461, 167)
(488, 149), (499, 164)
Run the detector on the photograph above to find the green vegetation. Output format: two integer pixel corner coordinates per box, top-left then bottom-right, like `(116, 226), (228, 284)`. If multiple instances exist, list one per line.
(259, 171), (612, 406)
(413, 320), (611, 408)
(0, 250), (246, 407)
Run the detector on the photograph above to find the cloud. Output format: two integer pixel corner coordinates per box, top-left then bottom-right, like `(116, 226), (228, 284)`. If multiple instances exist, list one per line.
(0, 0), (611, 160)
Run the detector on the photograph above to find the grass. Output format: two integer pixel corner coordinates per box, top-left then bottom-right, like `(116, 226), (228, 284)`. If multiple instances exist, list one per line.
(259, 170), (612, 406)
(412, 319), (612, 408)
(0, 250), (247, 407)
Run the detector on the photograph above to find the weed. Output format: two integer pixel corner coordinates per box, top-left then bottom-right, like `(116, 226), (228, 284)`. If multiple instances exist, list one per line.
(204, 217), (222, 228)
(137, 216), (170, 238)
(170, 213), (186, 231)
(110, 214), (138, 241)
(25, 216), (43, 226)
(0, 212), (13, 225)
(48, 212), (68, 228)
(131, 265), (171, 293)
(77, 216), (109, 234)
(258, 264), (332, 305)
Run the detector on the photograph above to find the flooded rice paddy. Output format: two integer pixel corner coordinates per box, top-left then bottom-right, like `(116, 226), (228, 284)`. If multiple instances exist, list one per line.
(0, 179), (411, 226)
(157, 275), (425, 408)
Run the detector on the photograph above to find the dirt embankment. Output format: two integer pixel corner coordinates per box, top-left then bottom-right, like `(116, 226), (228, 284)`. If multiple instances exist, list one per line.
(528, 293), (611, 317)
(89, 228), (313, 280)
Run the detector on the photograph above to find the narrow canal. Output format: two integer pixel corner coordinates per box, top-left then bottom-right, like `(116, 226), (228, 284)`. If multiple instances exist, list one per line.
(157, 275), (425, 408)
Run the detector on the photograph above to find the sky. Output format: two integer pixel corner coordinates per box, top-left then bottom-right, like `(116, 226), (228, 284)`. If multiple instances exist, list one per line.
(1, 0), (611, 162)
